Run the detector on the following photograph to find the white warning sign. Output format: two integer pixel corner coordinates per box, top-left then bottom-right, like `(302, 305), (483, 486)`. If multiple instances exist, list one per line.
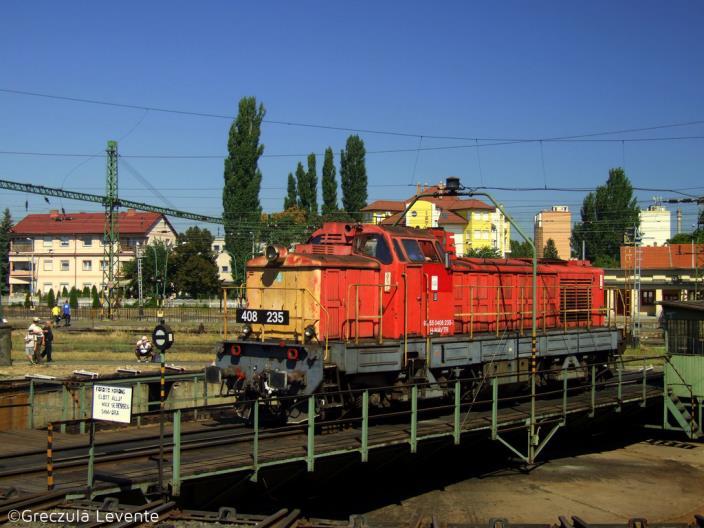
(92, 385), (133, 424)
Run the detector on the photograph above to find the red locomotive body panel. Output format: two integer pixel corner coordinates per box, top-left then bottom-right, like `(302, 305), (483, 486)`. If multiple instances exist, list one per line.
(244, 223), (606, 343)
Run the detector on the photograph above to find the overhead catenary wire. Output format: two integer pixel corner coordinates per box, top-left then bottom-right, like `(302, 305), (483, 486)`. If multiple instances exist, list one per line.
(2, 87), (704, 142)
(2, 135), (704, 160)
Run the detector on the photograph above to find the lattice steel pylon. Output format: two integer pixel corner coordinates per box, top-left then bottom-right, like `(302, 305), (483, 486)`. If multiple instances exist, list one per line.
(102, 140), (120, 318)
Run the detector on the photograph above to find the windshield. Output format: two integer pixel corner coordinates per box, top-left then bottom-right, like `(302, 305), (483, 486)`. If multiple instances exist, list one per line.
(354, 234), (393, 264)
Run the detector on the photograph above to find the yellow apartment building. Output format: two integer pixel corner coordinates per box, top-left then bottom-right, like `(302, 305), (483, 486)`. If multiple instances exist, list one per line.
(362, 184), (511, 256)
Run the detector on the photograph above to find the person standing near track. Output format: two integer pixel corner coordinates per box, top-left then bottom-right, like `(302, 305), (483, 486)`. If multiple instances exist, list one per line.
(41, 320), (54, 363)
(62, 300), (71, 327)
(24, 317), (44, 364)
(51, 304), (61, 325)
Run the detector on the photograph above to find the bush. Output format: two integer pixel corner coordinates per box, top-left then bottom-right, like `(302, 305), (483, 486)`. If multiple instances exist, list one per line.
(24, 292), (30, 308)
(92, 288), (101, 308)
(69, 287), (79, 309)
(61, 286), (69, 298)
(46, 288), (55, 308)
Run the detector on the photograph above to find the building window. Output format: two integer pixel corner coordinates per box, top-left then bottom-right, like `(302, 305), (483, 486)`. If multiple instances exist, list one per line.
(641, 291), (655, 306)
(221, 265), (229, 272)
(44, 260), (53, 271)
(60, 260), (69, 271)
(60, 237), (70, 247)
(82, 260), (92, 271)
(100, 260), (108, 271)
(213, 245), (220, 252)
(473, 230), (480, 239)
(483, 212), (489, 221)
(82, 237), (93, 247)
(43, 237), (52, 248)
(43, 283), (52, 292)
(59, 283), (69, 295)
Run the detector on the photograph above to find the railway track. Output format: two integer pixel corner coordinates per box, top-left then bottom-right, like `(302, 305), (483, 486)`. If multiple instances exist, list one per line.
(0, 371), (658, 481)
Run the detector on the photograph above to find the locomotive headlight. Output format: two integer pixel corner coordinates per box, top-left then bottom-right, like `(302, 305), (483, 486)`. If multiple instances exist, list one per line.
(304, 325), (316, 341)
(241, 324), (253, 338)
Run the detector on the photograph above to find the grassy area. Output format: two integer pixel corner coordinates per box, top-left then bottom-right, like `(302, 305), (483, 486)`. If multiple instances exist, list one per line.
(622, 344), (667, 365)
(8, 328), (221, 362)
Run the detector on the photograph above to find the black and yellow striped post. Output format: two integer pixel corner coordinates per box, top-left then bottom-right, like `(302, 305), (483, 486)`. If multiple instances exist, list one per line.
(152, 316), (173, 498)
(47, 422), (54, 490)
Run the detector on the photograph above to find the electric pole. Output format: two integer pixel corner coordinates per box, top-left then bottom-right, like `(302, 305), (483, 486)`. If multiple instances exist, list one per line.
(102, 141), (120, 319)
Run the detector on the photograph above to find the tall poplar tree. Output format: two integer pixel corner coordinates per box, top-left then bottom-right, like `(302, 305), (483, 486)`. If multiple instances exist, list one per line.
(284, 173), (297, 210)
(305, 153), (318, 217)
(223, 97), (265, 284)
(572, 167), (639, 267)
(321, 147), (338, 217)
(0, 208), (12, 296)
(295, 162), (307, 211)
(340, 135), (368, 221)
(296, 155), (318, 218)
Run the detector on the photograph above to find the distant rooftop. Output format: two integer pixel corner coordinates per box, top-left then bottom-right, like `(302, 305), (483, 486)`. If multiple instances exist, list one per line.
(12, 210), (171, 236)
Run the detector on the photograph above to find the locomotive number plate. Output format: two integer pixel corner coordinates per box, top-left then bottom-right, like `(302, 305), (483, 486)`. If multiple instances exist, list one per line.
(236, 308), (289, 325)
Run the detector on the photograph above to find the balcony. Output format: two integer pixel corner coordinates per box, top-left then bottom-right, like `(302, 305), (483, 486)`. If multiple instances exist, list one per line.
(11, 241), (33, 253)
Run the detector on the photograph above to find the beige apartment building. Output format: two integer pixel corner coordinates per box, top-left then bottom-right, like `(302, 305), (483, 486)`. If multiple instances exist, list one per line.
(8, 210), (177, 296)
(212, 236), (233, 283)
(534, 205), (572, 259)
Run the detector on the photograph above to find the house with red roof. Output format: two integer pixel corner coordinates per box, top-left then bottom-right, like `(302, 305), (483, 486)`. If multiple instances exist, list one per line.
(8, 209), (176, 296)
(361, 182), (511, 256)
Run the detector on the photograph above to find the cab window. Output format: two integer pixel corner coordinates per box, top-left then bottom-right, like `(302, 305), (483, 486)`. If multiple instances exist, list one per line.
(354, 234), (393, 264)
(393, 239), (407, 262)
(419, 240), (441, 262)
(401, 239), (425, 262)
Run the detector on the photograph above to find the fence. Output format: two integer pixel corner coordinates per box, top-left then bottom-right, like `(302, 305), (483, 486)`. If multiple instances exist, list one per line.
(2, 305), (228, 324)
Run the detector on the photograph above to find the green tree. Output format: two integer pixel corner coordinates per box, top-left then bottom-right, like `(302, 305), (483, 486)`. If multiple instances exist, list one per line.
(283, 173), (297, 210)
(465, 246), (502, 258)
(46, 288), (55, 308)
(321, 147), (338, 217)
(91, 287), (101, 308)
(69, 287), (79, 309)
(24, 291), (30, 308)
(122, 241), (174, 301)
(296, 155), (318, 218)
(510, 239), (534, 258)
(223, 96), (265, 285)
(543, 238), (559, 259)
(572, 168), (639, 267)
(261, 208), (311, 249)
(171, 227), (220, 297)
(340, 135), (368, 221)
(81, 285), (90, 297)
(61, 286), (69, 298)
(0, 208), (12, 296)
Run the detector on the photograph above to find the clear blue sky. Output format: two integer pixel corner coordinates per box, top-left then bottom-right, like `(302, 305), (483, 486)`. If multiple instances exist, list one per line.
(1, 1), (703, 236)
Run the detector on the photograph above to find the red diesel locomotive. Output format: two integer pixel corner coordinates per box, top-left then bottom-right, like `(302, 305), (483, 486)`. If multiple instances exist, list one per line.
(208, 217), (617, 419)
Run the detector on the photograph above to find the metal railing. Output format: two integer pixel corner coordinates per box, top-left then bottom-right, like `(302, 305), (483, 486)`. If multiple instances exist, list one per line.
(2, 305), (228, 323)
(345, 283), (398, 344)
(36, 354), (663, 496)
(1, 373), (238, 432)
(453, 284), (608, 337)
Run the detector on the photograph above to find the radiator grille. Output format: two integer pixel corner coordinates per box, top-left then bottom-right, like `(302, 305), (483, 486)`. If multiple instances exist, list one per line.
(560, 278), (592, 323)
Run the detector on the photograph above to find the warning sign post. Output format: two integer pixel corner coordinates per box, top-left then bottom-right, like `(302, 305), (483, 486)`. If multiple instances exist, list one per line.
(92, 385), (133, 424)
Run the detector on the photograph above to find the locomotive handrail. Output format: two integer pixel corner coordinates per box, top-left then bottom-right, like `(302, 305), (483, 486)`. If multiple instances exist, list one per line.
(222, 285), (330, 360)
(345, 282), (398, 345)
(452, 283), (604, 337)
